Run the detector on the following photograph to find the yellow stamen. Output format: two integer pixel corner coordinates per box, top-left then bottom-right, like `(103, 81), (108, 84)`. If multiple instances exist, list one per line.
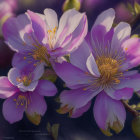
(95, 56), (123, 88)
(14, 95), (31, 109)
(32, 46), (48, 62)
(47, 27), (57, 49)
(16, 76), (32, 87)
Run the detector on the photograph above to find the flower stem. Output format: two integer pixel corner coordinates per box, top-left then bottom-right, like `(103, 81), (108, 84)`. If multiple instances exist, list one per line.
(121, 100), (140, 117)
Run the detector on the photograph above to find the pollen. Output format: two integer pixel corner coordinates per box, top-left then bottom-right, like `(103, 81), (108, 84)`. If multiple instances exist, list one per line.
(16, 76), (32, 87)
(95, 56), (123, 87)
(47, 26), (57, 49)
(125, 48), (128, 51)
(32, 46), (48, 62)
(14, 94), (31, 109)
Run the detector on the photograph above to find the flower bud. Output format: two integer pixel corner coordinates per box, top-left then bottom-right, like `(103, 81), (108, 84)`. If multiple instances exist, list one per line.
(63, 0), (81, 12)
(26, 112), (41, 125)
(132, 116), (140, 138)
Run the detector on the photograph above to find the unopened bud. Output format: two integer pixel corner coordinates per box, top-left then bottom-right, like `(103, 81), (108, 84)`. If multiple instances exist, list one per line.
(132, 116), (140, 138)
(63, 0), (81, 12)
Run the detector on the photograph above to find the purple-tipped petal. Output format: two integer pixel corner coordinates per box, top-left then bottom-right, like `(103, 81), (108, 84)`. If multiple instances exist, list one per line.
(54, 62), (91, 89)
(71, 101), (91, 118)
(70, 40), (90, 72)
(0, 77), (18, 99)
(65, 14), (87, 54)
(27, 10), (47, 44)
(44, 8), (58, 30)
(92, 8), (115, 34)
(26, 92), (47, 116)
(122, 37), (140, 69)
(111, 22), (131, 50)
(86, 53), (100, 77)
(2, 14), (33, 52)
(2, 94), (25, 124)
(94, 91), (126, 133)
(56, 9), (87, 45)
(35, 80), (57, 96)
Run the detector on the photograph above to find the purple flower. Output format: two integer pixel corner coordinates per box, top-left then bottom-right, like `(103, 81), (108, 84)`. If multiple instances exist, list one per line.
(54, 8), (140, 135)
(8, 63), (44, 92)
(0, 76), (57, 124)
(2, 8), (87, 70)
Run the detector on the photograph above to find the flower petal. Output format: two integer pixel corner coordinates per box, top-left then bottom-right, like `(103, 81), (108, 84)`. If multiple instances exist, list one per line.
(44, 8), (58, 30)
(121, 37), (140, 69)
(27, 10), (47, 44)
(2, 14), (34, 52)
(26, 92), (47, 116)
(70, 40), (90, 72)
(94, 91), (126, 134)
(105, 87), (133, 100)
(115, 73), (140, 91)
(0, 77), (18, 99)
(34, 80), (57, 96)
(92, 8), (115, 34)
(56, 9), (86, 44)
(59, 13), (88, 54)
(111, 22), (131, 50)
(8, 67), (20, 86)
(54, 62), (90, 89)
(18, 81), (38, 92)
(60, 87), (101, 109)
(86, 53), (100, 77)
(71, 101), (91, 118)
(2, 94), (25, 124)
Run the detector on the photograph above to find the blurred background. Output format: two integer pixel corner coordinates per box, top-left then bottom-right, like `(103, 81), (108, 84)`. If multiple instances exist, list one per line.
(0, 0), (140, 140)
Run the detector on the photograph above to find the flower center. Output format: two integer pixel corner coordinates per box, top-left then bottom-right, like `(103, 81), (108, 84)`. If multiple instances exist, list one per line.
(96, 56), (123, 88)
(32, 46), (48, 62)
(14, 94), (31, 109)
(47, 27), (57, 49)
(16, 76), (32, 87)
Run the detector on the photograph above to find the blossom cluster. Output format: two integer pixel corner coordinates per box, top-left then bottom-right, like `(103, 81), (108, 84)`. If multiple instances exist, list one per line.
(0, 7), (140, 136)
